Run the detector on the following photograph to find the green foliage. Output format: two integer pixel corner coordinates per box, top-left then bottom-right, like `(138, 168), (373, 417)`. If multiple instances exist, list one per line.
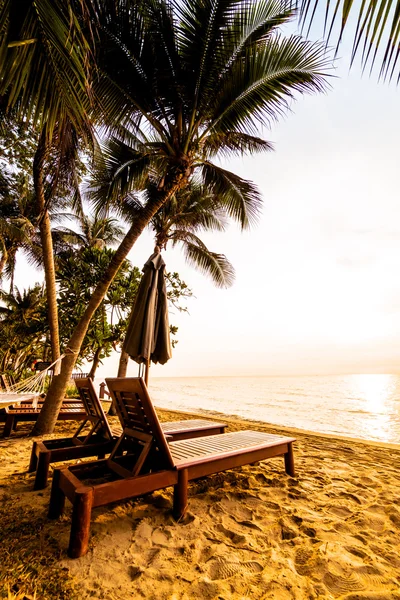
(64, 383), (80, 398)
(56, 247), (192, 373)
(0, 0), (93, 139)
(56, 246), (141, 371)
(299, 0), (400, 80)
(0, 284), (48, 377)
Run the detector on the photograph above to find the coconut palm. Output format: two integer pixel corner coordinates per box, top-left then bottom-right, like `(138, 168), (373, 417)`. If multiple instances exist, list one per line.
(33, 0), (331, 435)
(0, 284), (47, 376)
(91, 169), (237, 379)
(0, 187), (37, 290)
(151, 183), (235, 288)
(0, 1), (96, 376)
(53, 215), (125, 253)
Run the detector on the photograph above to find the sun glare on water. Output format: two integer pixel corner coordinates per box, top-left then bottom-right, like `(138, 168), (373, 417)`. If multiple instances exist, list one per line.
(351, 373), (395, 411)
(350, 373), (396, 441)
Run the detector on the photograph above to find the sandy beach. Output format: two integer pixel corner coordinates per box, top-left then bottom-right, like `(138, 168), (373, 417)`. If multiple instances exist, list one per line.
(1, 408), (400, 600)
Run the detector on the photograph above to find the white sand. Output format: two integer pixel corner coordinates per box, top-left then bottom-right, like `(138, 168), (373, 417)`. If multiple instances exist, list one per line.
(1, 408), (400, 599)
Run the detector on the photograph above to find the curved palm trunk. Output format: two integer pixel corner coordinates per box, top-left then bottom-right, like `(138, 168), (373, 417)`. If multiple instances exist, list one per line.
(32, 170), (189, 435)
(88, 346), (103, 379)
(33, 132), (61, 375)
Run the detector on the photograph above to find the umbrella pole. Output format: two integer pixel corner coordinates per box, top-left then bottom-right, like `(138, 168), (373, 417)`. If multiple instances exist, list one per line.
(144, 358), (150, 387)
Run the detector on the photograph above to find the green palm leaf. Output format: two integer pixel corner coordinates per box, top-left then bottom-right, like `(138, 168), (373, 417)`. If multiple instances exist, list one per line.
(201, 162), (262, 229)
(299, 0), (400, 79)
(0, 0), (93, 136)
(175, 230), (235, 288)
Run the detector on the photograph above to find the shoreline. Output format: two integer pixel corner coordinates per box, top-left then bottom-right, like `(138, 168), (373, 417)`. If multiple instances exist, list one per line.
(153, 403), (400, 451)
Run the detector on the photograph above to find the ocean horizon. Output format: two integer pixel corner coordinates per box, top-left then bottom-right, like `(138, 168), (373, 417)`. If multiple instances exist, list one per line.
(121, 373), (400, 445)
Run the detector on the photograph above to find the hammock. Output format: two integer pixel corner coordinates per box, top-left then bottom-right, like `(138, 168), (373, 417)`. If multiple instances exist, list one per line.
(0, 356), (64, 405)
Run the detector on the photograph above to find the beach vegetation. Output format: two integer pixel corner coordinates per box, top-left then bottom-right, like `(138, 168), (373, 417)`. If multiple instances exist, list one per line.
(0, 284), (47, 378)
(0, 0), (95, 379)
(0, 0), (331, 434)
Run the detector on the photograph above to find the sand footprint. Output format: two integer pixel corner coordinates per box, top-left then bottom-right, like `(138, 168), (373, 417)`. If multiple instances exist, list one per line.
(323, 568), (365, 595)
(328, 504), (354, 518)
(294, 545), (318, 576)
(216, 522), (247, 545)
(356, 565), (397, 591)
(344, 545), (368, 559)
(208, 555), (263, 580)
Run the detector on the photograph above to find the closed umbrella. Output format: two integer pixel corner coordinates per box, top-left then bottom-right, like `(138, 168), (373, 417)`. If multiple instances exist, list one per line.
(123, 246), (172, 385)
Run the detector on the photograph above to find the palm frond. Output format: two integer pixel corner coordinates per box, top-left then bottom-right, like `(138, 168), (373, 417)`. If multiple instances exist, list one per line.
(202, 131), (273, 159)
(299, 0), (400, 80)
(0, 0), (94, 137)
(178, 232), (235, 288)
(207, 35), (331, 135)
(201, 162), (262, 229)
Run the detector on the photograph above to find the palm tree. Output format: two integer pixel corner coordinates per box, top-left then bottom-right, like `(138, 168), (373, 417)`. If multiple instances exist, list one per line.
(0, 1), (93, 138)
(151, 184), (235, 288)
(0, 284), (47, 377)
(299, 0), (400, 79)
(33, 0), (331, 435)
(103, 179), (237, 379)
(0, 2), (95, 376)
(53, 215), (125, 253)
(0, 184), (37, 290)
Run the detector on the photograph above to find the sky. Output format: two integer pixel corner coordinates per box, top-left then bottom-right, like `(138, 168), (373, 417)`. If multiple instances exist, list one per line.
(13, 17), (400, 379)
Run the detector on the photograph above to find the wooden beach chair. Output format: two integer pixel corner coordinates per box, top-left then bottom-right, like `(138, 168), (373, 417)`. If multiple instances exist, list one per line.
(48, 377), (295, 558)
(107, 377), (228, 443)
(29, 378), (227, 490)
(0, 402), (87, 438)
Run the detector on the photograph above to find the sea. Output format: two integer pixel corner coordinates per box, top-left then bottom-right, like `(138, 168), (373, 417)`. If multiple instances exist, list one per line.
(3, 373), (400, 445)
(146, 374), (400, 445)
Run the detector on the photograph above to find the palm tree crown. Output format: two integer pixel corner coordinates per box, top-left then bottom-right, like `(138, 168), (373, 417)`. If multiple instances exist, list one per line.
(94, 0), (330, 225)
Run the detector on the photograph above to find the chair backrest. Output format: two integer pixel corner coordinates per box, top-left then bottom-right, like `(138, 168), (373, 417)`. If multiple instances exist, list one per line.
(74, 378), (113, 440)
(105, 377), (174, 471)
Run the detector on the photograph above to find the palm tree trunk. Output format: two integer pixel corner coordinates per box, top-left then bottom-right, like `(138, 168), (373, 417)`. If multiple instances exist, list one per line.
(32, 169), (189, 435)
(117, 349), (129, 377)
(107, 348), (130, 415)
(33, 132), (61, 375)
(88, 346), (103, 379)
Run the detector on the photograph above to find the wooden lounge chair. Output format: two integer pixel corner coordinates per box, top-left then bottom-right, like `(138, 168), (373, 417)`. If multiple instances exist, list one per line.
(0, 402), (87, 438)
(106, 377), (228, 443)
(48, 377), (295, 558)
(29, 378), (227, 490)
(18, 398), (84, 407)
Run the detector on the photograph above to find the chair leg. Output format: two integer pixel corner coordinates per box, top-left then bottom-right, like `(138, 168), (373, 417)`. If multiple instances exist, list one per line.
(173, 468), (188, 520)
(284, 443), (295, 477)
(48, 469), (66, 519)
(34, 451), (51, 490)
(28, 442), (39, 473)
(2, 415), (14, 437)
(68, 487), (94, 559)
